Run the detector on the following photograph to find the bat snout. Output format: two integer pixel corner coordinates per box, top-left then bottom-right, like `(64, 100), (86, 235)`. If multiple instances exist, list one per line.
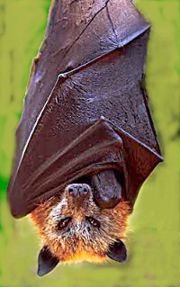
(66, 183), (91, 204)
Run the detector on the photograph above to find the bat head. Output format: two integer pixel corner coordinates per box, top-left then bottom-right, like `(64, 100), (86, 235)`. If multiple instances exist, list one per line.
(30, 180), (131, 276)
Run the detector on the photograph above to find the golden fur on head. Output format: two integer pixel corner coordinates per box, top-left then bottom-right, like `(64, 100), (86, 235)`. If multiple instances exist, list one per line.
(30, 187), (131, 264)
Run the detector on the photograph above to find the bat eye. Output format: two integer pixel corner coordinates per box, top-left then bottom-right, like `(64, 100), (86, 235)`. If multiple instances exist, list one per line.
(56, 217), (72, 230)
(86, 216), (100, 228)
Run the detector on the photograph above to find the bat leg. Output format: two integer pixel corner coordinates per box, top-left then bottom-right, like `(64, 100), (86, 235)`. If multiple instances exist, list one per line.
(91, 170), (122, 209)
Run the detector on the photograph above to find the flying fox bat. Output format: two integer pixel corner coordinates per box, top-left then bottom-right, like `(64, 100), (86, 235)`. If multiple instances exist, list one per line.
(7, 0), (162, 276)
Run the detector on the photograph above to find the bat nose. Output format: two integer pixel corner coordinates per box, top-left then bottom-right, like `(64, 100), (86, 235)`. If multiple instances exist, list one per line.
(66, 184), (91, 201)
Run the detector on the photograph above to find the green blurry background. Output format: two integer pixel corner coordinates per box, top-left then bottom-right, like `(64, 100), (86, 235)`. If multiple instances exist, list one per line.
(0, 0), (179, 286)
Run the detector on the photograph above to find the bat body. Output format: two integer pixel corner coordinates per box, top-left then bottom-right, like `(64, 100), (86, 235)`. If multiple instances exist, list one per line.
(7, 0), (162, 276)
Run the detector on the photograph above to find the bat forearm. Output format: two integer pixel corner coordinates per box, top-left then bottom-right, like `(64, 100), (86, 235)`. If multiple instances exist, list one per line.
(91, 170), (122, 209)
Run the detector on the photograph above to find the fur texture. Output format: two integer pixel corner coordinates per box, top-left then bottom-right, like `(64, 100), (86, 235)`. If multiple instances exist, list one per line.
(30, 186), (131, 264)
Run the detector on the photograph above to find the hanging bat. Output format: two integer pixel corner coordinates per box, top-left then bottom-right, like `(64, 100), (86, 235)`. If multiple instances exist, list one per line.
(7, 0), (163, 276)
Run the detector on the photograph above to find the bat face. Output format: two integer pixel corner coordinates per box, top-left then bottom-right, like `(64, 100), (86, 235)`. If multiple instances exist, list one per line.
(30, 179), (131, 276)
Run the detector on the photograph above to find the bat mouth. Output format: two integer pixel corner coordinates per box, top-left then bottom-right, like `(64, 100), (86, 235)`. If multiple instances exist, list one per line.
(72, 175), (92, 186)
(66, 170), (127, 209)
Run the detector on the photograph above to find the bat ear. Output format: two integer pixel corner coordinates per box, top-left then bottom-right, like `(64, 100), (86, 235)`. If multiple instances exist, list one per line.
(107, 240), (127, 263)
(37, 246), (59, 276)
